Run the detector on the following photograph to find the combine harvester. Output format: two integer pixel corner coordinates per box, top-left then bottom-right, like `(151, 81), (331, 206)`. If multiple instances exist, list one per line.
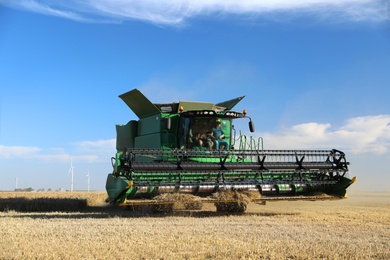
(106, 89), (356, 212)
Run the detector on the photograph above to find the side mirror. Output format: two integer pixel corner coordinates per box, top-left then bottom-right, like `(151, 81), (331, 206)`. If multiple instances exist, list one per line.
(249, 120), (255, 132)
(165, 117), (171, 130)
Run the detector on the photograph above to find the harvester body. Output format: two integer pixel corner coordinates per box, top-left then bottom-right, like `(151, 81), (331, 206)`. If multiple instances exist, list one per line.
(106, 89), (355, 210)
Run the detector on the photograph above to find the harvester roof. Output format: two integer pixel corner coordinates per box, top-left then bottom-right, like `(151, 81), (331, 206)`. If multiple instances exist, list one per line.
(119, 88), (245, 119)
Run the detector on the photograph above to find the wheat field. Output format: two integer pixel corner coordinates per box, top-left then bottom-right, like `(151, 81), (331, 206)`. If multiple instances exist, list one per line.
(0, 191), (389, 259)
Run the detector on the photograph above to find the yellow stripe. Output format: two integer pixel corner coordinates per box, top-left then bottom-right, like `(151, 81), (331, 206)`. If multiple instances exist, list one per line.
(126, 180), (133, 189)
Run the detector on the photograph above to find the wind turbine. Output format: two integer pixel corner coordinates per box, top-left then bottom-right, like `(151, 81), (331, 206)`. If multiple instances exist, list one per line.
(68, 157), (75, 192)
(86, 171), (90, 192)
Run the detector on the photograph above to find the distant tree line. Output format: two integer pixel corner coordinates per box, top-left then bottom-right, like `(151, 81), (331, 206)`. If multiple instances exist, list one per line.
(13, 188), (56, 192)
(14, 187), (34, 192)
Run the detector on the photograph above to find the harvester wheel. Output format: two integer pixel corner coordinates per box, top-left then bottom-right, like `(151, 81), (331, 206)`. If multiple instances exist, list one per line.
(211, 189), (250, 213)
(152, 193), (203, 211)
(215, 202), (247, 213)
(183, 201), (203, 210)
(152, 204), (174, 213)
(126, 205), (143, 211)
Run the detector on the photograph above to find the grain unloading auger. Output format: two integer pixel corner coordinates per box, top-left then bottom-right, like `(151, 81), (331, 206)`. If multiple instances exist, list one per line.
(106, 89), (356, 212)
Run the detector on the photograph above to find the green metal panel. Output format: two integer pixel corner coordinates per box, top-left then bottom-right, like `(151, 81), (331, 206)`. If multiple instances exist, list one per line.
(135, 133), (161, 148)
(215, 96), (245, 110)
(119, 89), (160, 119)
(137, 114), (162, 136)
(178, 101), (214, 111)
(161, 113), (179, 149)
(161, 131), (177, 148)
(105, 174), (129, 203)
(115, 120), (137, 151)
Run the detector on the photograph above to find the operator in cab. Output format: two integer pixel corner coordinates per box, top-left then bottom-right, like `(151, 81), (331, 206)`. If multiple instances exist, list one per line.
(212, 120), (229, 150)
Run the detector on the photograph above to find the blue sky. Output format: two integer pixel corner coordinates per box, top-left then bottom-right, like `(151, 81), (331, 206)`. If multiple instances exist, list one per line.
(0, 0), (389, 192)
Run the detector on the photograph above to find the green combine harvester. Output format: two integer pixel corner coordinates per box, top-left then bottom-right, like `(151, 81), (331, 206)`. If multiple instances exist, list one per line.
(106, 89), (356, 212)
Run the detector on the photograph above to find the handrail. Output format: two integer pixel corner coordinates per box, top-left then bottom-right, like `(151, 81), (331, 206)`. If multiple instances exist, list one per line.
(258, 137), (264, 151)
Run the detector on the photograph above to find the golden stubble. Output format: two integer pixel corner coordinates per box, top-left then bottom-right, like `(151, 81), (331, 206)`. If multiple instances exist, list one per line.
(0, 192), (389, 259)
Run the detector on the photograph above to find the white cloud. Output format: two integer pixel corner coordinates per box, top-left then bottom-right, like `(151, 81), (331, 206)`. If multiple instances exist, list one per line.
(0, 139), (116, 163)
(0, 0), (91, 22)
(259, 115), (390, 154)
(76, 139), (115, 151)
(1, 0), (388, 25)
(0, 145), (41, 159)
(74, 139), (116, 161)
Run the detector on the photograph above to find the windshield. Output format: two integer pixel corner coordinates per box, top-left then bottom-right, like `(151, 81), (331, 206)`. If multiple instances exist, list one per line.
(178, 117), (231, 150)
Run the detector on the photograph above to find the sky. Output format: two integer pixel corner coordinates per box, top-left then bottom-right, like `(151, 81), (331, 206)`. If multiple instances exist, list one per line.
(0, 0), (389, 193)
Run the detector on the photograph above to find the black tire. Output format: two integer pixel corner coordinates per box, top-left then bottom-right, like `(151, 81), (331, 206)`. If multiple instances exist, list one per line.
(215, 202), (247, 213)
(152, 204), (174, 213)
(184, 201), (203, 210)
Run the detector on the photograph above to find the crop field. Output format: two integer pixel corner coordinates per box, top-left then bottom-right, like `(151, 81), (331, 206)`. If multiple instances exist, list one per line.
(0, 191), (389, 259)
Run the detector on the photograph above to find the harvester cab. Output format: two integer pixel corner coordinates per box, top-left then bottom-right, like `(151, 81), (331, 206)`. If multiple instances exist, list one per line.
(115, 88), (253, 151)
(106, 88), (356, 212)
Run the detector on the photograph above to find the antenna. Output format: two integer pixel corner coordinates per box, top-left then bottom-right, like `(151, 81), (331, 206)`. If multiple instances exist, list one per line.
(86, 171), (90, 192)
(68, 157), (75, 192)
